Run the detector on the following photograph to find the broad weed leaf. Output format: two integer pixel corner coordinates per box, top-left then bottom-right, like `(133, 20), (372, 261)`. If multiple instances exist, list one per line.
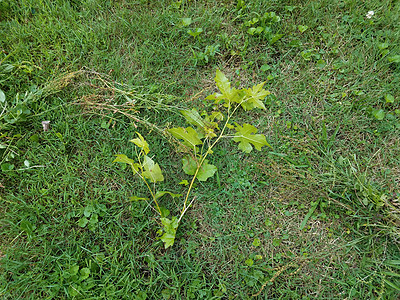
(245, 258), (254, 266)
(197, 159), (217, 181)
(180, 17), (192, 27)
(298, 25), (308, 33)
(233, 123), (271, 153)
(208, 111), (224, 121)
(180, 108), (206, 128)
(214, 70), (248, 107)
(130, 132), (150, 154)
(205, 92), (224, 103)
(388, 55), (400, 63)
(241, 82), (269, 111)
(215, 69), (231, 96)
(142, 155), (164, 182)
(182, 155), (197, 175)
(160, 217), (179, 249)
(372, 109), (385, 120)
(385, 94), (395, 103)
(160, 232), (176, 249)
(187, 28), (203, 37)
(160, 206), (170, 218)
(78, 217), (89, 228)
(168, 127), (203, 149)
(252, 238), (261, 247)
(182, 155), (217, 181)
(69, 265), (79, 276)
(183, 109), (222, 129)
(270, 33), (284, 44)
(79, 268), (90, 280)
(113, 154), (140, 173)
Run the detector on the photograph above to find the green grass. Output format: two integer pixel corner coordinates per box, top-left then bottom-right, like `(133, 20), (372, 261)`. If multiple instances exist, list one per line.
(1, 0), (400, 298)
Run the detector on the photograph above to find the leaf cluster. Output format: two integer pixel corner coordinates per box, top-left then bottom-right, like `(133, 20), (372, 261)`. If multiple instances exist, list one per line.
(115, 70), (272, 248)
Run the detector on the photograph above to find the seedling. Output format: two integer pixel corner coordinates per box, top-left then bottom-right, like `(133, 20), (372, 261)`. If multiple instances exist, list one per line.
(192, 44), (220, 66)
(187, 28), (203, 39)
(298, 25), (308, 33)
(115, 70), (272, 248)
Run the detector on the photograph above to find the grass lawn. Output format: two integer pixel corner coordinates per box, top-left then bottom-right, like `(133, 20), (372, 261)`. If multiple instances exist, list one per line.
(1, 0), (400, 298)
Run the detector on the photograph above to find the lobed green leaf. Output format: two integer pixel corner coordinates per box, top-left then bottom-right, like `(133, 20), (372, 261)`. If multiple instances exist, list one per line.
(232, 123), (271, 153)
(215, 69), (231, 96)
(182, 155), (217, 181)
(160, 217), (179, 249)
(241, 82), (270, 111)
(142, 155), (164, 182)
(182, 155), (197, 175)
(180, 108), (207, 129)
(113, 154), (140, 173)
(130, 132), (150, 154)
(168, 126), (203, 150)
(197, 159), (217, 181)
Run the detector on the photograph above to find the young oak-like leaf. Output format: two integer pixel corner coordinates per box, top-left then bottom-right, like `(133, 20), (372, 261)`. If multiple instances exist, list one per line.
(182, 155), (198, 175)
(215, 69), (232, 96)
(160, 217), (179, 249)
(208, 111), (224, 121)
(180, 109), (219, 138)
(130, 132), (150, 154)
(113, 154), (140, 173)
(241, 82), (270, 111)
(233, 123), (271, 153)
(210, 70), (246, 106)
(180, 108), (207, 129)
(168, 127), (203, 149)
(182, 155), (217, 181)
(179, 179), (189, 185)
(197, 159), (217, 181)
(142, 155), (164, 182)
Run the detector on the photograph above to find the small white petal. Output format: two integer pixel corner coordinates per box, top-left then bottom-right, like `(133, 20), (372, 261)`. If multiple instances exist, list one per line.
(42, 121), (51, 131)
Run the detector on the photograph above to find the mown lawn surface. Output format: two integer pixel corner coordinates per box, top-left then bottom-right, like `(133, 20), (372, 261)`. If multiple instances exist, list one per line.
(1, 0), (399, 299)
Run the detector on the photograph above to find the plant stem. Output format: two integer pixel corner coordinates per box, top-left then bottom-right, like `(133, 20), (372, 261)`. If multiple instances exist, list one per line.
(137, 150), (162, 215)
(178, 102), (242, 222)
(142, 178), (161, 215)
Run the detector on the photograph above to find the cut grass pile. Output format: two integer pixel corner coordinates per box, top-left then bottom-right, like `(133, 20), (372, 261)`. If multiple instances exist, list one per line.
(1, 0), (400, 298)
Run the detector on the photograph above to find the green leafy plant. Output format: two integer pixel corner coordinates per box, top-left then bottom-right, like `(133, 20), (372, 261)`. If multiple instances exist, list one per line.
(113, 132), (182, 248)
(180, 17), (192, 27)
(369, 93), (398, 121)
(378, 42), (390, 57)
(372, 108), (385, 121)
(298, 25), (308, 33)
(187, 27), (203, 39)
(115, 70), (272, 248)
(243, 12), (283, 45)
(192, 44), (220, 66)
(0, 90), (34, 129)
(77, 203), (107, 232)
(0, 87), (37, 174)
(63, 264), (95, 297)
